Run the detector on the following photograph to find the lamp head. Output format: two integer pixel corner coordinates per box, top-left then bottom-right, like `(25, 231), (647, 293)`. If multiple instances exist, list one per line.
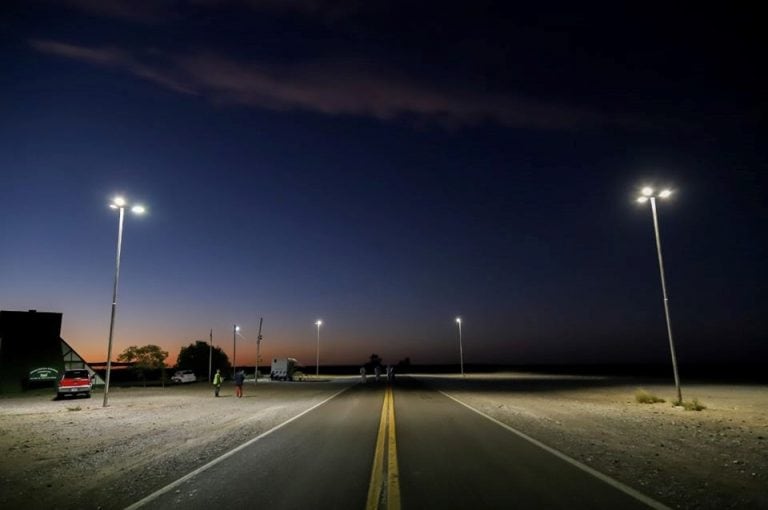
(316, 320), (322, 326)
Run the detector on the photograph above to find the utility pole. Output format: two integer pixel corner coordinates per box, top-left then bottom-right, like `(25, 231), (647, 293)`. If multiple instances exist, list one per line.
(256, 318), (263, 380)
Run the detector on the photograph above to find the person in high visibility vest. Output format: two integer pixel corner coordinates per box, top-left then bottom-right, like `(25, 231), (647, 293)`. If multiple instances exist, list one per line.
(213, 369), (223, 397)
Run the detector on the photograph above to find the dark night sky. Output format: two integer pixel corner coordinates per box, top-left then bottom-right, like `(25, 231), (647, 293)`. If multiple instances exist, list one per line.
(1, 1), (766, 367)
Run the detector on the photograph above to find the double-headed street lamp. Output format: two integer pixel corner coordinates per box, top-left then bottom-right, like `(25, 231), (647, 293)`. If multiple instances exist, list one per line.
(455, 317), (464, 378)
(315, 320), (322, 376)
(637, 186), (682, 404)
(103, 196), (146, 408)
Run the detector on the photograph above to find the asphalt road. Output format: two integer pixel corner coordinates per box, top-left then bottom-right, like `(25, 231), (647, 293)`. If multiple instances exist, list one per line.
(130, 378), (665, 510)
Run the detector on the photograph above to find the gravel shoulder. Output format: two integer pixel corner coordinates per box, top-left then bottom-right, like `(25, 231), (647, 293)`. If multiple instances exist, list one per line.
(422, 373), (768, 509)
(0, 379), (354, 510)
(1, 373), (766, 510)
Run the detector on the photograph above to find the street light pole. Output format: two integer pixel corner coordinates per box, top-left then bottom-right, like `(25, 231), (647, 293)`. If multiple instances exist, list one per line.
(255, 317), (263, 380)
(638, 187), (682, 404)
(233, 324), (239, 379)
(103, 196), (145, 408)
(208, 329), (213, 382)
(455, 317), (464, 378)
(315, 320), (322, 376)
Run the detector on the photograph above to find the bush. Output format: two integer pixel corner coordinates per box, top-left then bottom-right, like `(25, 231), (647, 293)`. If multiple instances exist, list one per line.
(678, 399), (706, 411)
(635, 388), (665, 404)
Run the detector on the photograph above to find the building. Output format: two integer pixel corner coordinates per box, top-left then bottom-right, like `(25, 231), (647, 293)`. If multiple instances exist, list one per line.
(0, 310), (103, 393)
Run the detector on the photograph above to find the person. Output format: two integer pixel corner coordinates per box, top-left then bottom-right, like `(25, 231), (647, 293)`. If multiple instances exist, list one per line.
(387, 365), (394, 383)
(213, 369), (222, 397)
(374, 365), (381, 382)
(360, 366), (367, 384)
(234, 369), (245, 398)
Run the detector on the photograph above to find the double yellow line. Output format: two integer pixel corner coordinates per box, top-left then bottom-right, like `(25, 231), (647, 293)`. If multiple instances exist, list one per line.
(366, 385), (400, 510)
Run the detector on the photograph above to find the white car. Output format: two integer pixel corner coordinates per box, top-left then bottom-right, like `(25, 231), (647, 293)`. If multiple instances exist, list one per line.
(171, 370), (197, 384)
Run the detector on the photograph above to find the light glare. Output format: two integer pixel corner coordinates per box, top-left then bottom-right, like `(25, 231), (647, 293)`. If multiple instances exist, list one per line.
(316, 320), (322, 326)
(131, 205), (145, 214)
(659, 189), (672, 198)
(641, 187), (653, 196)
(113, 196), (126, 206)
(456, 317), (461, 324)
(637, 196), (649, 203)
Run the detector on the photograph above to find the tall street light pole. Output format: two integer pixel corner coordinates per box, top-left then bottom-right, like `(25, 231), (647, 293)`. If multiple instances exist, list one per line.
(208, 329), (213, 382)
(315, 320), (322, 376)
(103, 196), (145, 408)
(456, 317), (464, 378)
(637, 186), (682, 404)
(233, 324), (240, 379)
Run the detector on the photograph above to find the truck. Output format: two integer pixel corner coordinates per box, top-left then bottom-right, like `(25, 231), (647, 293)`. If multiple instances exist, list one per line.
(270, 358), (302, 381)
(57, 369), (93, 399)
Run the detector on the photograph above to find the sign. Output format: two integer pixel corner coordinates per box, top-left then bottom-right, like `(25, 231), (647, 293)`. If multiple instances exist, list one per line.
(28, 367), (59, 381)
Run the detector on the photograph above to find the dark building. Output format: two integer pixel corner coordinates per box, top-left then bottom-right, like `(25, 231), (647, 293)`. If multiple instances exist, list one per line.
(0, 310), (101, 393)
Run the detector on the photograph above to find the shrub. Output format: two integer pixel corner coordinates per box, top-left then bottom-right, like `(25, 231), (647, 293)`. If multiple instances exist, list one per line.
(679, 399), (706, 411)
(635, 389), (665, 404)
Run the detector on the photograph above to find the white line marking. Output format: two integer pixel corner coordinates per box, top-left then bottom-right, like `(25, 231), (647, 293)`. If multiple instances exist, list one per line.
(439, 390), (671, 510)
(125, 386), (352, 510)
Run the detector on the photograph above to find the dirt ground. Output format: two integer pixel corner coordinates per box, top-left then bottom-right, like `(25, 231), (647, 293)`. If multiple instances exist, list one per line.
(0, 373), (766, 509)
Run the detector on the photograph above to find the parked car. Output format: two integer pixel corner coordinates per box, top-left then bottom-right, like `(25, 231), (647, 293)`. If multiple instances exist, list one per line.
(57, 369), (92, 399)
(171, 370), (197, 384)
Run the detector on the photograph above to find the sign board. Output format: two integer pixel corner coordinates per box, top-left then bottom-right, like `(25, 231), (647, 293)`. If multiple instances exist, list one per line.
(28, 367), (59, 381)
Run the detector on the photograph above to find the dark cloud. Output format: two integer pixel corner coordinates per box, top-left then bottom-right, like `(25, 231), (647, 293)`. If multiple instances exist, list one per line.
(31, 39), (648, 131)
(40, 0), (363, 22)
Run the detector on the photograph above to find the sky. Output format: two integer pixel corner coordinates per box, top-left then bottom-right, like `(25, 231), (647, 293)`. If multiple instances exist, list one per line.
(1, 1), (766, 369)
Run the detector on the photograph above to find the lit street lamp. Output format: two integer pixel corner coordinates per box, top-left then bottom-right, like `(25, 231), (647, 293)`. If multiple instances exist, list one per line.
(637, 186), (682, 403)
(456, 317), (464, 378)
(315, 320), (322, 376)
(103, 195), (146, 408)
(233, 324), (240, 378)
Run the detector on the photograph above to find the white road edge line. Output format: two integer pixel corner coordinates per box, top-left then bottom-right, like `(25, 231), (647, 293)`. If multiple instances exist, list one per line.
(124, 386), (352, 510)
(439, 391), (671, 510)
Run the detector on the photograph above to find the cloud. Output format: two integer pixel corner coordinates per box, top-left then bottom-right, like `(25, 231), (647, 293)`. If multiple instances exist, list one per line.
(31, 39), (645, 131)
(42, 0), (363, 22)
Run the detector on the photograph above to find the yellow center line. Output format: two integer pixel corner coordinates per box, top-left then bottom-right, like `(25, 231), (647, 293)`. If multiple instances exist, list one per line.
(386, 386), (400, 510)
(365, 385), (400, 510)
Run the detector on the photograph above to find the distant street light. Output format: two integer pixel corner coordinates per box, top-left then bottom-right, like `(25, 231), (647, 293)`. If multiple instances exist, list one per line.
(103, 195), (146, 408)
(637, 187), (682, 403)
(233, 324), (240, 378)
(456, 317), (464, 378)
(315, 320), (322, 376)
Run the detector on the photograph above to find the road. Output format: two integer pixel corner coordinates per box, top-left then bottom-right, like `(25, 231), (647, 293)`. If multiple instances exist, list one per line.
(129, 377), (666, 510)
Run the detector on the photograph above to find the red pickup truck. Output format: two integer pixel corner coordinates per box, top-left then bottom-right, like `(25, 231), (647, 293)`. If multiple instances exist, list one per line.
(57, 369), (93, 399)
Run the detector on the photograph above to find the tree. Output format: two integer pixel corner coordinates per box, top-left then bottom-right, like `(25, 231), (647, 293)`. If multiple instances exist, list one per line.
(118, 344), (169, 387)
(365, 353), (383, 372)
(176, 340), (231, 380)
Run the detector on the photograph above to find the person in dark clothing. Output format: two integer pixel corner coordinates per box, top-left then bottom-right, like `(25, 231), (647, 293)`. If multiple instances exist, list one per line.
(234, 370), (245, 398)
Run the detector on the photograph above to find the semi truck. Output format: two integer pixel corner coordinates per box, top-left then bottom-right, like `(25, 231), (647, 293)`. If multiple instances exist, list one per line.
(270, 358), (302, 381)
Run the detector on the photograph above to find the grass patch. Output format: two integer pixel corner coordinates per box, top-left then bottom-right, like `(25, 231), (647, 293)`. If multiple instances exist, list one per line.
(635, 389), (665, 404)
(66, 405), (82, 412)
(676, 399), (706, 411)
